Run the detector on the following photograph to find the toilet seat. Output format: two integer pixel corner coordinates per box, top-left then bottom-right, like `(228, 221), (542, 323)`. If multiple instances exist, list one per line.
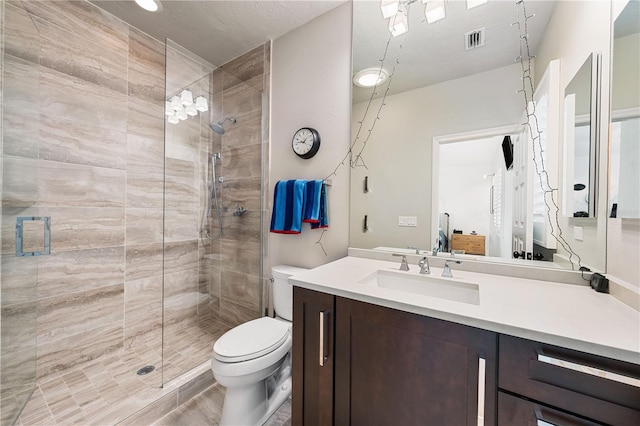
(214, 317), (290, 363)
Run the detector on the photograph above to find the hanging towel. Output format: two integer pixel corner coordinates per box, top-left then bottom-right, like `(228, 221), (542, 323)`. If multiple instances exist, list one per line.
(311, 182), (329, 229)
(270, 180), (307, 234)
(303, 180), (323, 224)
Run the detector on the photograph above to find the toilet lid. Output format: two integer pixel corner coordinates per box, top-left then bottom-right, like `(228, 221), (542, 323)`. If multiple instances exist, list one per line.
(213, 317), (290, 362)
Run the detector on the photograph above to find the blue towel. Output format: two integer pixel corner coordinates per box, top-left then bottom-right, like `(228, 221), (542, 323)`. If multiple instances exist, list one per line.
(270, 179), (328, 234)
(270, 180), (307, 234)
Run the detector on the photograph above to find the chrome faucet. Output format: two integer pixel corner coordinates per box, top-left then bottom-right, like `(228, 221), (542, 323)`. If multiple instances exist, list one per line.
(407, 246), (421, 254)
(418, 256), (430, 275)
(392, 253), (410, 271)
(442, 260), (462, 277)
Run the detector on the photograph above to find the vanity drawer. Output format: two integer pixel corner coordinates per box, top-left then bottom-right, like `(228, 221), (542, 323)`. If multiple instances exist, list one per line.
(498, 391), (602, 426)
(499, 335), (640, 425)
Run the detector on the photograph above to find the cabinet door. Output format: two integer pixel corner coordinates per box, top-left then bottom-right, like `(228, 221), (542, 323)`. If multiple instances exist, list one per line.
(335, 297), (497, 425)
(292, 287), (335, 426)
(498, 391), (602, 426)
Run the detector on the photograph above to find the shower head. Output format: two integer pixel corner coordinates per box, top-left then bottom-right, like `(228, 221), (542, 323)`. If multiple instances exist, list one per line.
(209, 117), (237, 135)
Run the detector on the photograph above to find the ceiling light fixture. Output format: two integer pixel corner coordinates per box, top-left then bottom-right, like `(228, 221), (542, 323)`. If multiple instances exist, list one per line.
(424, 0), (446, 24)
(353, 68), (389, 88)
(165, 89), (209, 125)
(134, 0), (162, 13)
(466, 0), (488, 10)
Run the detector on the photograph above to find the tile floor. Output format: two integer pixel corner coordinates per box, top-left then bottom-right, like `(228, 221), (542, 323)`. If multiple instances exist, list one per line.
(152, 384), (292, 426)
(17, 317), (231, 425)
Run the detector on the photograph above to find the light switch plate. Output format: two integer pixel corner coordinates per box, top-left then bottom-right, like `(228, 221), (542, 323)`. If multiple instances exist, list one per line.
(398, 216), (417, 227)
(574, 226), (584, 241)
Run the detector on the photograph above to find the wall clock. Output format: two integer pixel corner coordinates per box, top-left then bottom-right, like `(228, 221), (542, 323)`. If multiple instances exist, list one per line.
(292, 127), (321, 159)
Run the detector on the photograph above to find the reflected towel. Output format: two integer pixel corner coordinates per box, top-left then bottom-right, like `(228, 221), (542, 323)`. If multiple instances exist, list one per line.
(270, 180), (306, 234)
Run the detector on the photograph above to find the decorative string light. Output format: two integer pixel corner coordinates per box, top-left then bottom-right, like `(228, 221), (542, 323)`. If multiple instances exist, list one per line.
(513, 0), (586, 274)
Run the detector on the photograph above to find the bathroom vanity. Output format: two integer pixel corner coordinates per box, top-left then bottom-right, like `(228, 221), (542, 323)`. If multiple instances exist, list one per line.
(290, 254), (640, 425)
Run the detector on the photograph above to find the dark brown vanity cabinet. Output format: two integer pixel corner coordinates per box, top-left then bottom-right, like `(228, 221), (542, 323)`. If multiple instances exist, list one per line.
(498, 335), (640, 425)
(292, 287), (497, 425)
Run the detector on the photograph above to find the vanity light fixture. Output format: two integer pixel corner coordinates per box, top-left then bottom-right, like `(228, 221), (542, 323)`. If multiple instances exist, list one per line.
(134, 0), (162, 12)
(165, 89), (209, 125)
(381, 0), (400, 19)
(466, 0), (488, 10)
(389, 3), (409, 36)
(353, 68), (389, 88)
(424, 0), (446, 24)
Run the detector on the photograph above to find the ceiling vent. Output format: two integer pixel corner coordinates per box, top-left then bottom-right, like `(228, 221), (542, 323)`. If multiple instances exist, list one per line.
(465, 27), (485, 50)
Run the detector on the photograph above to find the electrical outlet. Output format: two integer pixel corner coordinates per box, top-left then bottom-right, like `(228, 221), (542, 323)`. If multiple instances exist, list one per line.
(574, 226), (584, 241)
(398, 216), (417, 227)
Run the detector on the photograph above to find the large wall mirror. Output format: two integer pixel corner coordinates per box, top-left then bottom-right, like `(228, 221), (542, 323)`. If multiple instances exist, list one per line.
(349, 0), (611, 272)
(610, 0), (640, 219)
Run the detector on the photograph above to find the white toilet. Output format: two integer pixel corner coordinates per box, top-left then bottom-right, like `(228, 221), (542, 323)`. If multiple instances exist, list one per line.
(211, 265), (308, 426)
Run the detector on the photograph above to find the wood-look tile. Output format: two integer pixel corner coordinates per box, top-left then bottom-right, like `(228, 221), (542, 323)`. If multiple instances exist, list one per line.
(220, 240), (261, 276)
(164, 174), (199, 210)
(2, 107), (39, 159)
(37, 159), (126, 208)
(165, 44), (211, 97)
(45, 207), (125, 252)
(127, 133), (164, 175)
(221, 45), (265, 90)
(221, 144), (262, 180)
(219, 108), (262, 149)
(4, 55), (40, 112)
(119, 391), (177, 426)
(35, 15), (127, 94)
(1, 301), (37, 352)
(1, 157), (38, 206)
(163, 268), (199, 325)
(124, 276), (162, 320)
(0, 253), (38, 306)
(124, 310), (162, 350)
(164, 208), (199, 242)
(219, 177), (261, 242)
(39, 113), (127, 169)
(177, 370), (215, 406)
(221, 77), (263, 120)
(126, 172), (163, 209)
(152, 383), (224, 426)
(36, 322), (123, 379)
(125, 242), (163, 282)
(128, 28), (165, 104)
(37, 247), (124, 299)
(221, 269), (261, 311)
(126, 208), (163, 245)
(165, 120), (202, 164)
(164, 240), (199, 274)
(127, 96), (165, 140)
(219, 298), (259, 329)
(3, 2), (40, 64)
(37, 284), (124, 346)
(39, 67), (128, 132)
(21, 0), (129, 53)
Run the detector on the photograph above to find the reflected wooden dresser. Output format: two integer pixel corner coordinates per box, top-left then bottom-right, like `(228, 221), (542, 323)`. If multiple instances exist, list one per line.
(451, 234), (486, 255)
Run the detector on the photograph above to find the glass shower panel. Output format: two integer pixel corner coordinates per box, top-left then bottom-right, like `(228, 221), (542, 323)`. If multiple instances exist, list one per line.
(1, 1), (40, 423)
(163, 40), (265, 385)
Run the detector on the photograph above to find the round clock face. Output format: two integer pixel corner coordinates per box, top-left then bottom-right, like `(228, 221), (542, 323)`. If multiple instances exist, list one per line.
(292, 127), (320, 159)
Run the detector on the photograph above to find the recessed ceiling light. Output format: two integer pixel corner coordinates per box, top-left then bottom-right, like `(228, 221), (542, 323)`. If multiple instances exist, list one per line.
(353, 68), (389, 88)
(134, 0), (162, 12)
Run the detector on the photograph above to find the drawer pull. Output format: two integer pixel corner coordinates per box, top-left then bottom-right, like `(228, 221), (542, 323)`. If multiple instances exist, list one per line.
(477, 356), (485, 426)
(319, 310), (330, 367)
(537, 350), (640, 388)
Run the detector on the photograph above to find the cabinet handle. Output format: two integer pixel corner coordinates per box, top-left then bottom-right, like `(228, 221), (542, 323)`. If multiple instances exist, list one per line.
(319, 310), (330, 367)
(535, 407), (558, 426)
(536, 349), (640, 388)
(477, 356), (485, 426)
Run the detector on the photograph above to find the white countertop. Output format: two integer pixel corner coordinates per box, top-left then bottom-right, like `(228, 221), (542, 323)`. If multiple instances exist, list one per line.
(289, 256), (640, 365)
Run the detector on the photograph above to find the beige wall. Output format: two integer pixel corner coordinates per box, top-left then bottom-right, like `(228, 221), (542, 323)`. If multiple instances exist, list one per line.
(269, 3), (352, 270)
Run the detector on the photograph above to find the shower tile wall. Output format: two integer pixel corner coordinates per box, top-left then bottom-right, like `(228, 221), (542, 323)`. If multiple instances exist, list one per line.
(1, 0), (166, 382)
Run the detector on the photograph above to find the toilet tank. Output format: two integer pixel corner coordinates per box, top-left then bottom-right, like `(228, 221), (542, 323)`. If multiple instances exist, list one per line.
(272, 265), (309, 321)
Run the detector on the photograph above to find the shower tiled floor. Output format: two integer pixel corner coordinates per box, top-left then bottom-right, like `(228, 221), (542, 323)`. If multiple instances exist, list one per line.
(17, 317), (231, 425)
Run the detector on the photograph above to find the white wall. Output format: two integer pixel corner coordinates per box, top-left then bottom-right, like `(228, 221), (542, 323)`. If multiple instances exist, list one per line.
(350, 63), (523, 250)
(269, 2), (352, 269)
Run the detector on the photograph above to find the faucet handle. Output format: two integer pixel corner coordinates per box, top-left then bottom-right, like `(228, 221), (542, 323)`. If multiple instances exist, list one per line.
(407, 246), (421, 254)
(442, 260), (462, 278)
(392, 253), (410, 271)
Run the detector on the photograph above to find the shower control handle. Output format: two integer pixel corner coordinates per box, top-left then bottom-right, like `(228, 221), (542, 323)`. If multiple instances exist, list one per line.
(319, 310), (330, 367)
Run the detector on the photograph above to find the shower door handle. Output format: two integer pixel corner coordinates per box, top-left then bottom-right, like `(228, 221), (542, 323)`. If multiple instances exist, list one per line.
(16, 216), (51, 256)
(319, 310), (330, 367)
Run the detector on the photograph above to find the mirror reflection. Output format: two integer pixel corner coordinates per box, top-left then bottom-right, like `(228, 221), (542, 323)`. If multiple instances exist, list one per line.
(610, 0), (640, 219)
(350, 0), (610, 271)
(562, 53), (599, 218)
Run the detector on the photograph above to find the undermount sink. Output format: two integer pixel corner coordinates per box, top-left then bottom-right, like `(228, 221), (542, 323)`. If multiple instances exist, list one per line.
(358, 269), (480, 305)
